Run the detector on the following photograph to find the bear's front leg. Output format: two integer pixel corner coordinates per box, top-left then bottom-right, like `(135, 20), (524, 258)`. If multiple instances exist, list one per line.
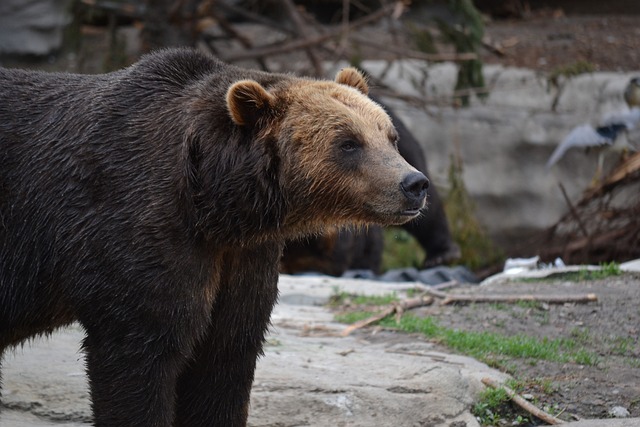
(80, 291), (212, 427)
(174, 244), (281, 427)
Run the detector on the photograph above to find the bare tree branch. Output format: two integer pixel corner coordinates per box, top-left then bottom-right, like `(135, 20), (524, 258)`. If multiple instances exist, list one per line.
(223, 3), (397, 63)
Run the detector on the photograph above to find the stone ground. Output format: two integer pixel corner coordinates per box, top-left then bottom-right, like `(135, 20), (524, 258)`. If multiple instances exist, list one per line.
(1, 276), (508, 427)
(3, 272), (640, 426)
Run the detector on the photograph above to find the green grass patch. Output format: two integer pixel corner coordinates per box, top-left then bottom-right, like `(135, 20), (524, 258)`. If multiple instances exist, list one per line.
(548, 60), (597, 86)
(515, 300), (545, 310)
(506, 377), (556, 396)
(573, 348), (601, 366)
(336, 311), (599, 366)
(472, 387), (510, 425)
(560, 262), (621, 281)
(609, 336), (635, 356)
(569, 327), (591, 344)
(472, 386), (533, 426)
(329, 289), (399, 307)
(473, 379), (562, 425)
(626, 358), (640, 369)
(334, 311), (381, 325)
(519, 262), (623, 283)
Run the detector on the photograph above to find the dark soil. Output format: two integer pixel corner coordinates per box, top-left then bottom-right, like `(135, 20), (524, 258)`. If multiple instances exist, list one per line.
(432, 275), (640, 421)
(339, 273), (640, 423)
(481, 14), (640, 73)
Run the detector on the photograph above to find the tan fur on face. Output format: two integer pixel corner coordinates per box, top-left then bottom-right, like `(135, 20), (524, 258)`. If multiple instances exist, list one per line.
(283, 81), (395, 150)
(277, 79), (420, 231)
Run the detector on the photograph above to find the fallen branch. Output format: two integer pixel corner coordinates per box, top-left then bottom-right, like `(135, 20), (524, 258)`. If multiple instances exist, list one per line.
(278, 0), (323, 76)
(430, 280), (460, 291)
(586, 152), (640, 198)
(558, 182), (588, 238)
(481, 377), (565, 425)
(438, 293), (597, 306)
(350, 35), (478, 62)
(411, 282), (597, 306)
(340, 295), (433, 337)
(481, 37), (507, 57)
(216, 0), (294, 35)
(223, 2), (397, 62)
(373, 84), (495, 109)
(558, 227), (630, 254)
(411, 280), (458, 299)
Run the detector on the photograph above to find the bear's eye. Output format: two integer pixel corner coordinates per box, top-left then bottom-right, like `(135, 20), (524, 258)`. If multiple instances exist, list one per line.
(340, 140), (360, 153)
(390, 132), (399, 149)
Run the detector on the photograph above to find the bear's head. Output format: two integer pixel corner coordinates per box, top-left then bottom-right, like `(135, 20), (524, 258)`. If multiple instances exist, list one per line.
(225, 68), (428, 236)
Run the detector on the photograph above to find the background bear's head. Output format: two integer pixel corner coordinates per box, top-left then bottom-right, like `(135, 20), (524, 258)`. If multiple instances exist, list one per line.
(226, 68), (429, 236)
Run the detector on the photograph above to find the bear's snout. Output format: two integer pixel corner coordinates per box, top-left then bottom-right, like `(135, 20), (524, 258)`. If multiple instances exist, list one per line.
(400, 171), (429, 205)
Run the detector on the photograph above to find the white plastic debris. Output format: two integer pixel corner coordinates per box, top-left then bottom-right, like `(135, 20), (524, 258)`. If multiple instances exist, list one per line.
(503, 256), (540, 274)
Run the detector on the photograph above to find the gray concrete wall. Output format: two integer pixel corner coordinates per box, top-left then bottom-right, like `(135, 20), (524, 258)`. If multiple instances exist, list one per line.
(0, 0), (73, 56)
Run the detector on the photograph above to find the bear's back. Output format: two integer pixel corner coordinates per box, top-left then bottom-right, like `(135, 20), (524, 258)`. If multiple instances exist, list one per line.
(0, 50), (237, 273)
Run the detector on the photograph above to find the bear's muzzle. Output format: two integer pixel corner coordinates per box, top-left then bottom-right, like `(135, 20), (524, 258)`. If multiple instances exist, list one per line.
(400, 171), (429, 215)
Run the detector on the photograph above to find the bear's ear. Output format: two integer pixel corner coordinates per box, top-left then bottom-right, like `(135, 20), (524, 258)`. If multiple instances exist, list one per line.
(226, 80), (276, 127)
(335, 67), (369, 95)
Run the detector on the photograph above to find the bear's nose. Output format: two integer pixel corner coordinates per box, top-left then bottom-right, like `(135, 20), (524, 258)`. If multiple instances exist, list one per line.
(400, 171), (429, 202)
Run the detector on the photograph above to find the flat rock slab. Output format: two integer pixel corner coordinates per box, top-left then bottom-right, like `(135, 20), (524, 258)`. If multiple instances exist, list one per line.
(563, 420), (640, 427)
(1, 275), (508, 426)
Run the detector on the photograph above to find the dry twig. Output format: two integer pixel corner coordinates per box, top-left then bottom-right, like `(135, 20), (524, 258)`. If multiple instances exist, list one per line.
(340, 295), (433, 337)
(481, 377), (565, 425)
(542, 147), (640, 264)
(558, 182), (588, 238)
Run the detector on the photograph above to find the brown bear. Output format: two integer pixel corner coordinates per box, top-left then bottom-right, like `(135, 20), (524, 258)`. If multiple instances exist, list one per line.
(0, 48), (427, 426)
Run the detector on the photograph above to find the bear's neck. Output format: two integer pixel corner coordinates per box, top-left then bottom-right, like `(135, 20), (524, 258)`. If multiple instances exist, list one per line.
(184, 126), (289, 247)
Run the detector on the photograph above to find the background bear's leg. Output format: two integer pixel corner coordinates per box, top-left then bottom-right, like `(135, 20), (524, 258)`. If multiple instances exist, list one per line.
(174, 243), (281, 427)
(403, 186), (461, 268)
(348, 226), (384, 273)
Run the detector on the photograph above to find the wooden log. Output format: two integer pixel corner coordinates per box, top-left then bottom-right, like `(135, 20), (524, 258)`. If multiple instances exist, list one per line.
(439, 293), (597, 306)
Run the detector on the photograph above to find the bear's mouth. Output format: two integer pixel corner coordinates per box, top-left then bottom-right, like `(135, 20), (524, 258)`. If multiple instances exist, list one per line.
(401, 207), (422, 216)
(362, 201), (424, 225)
(382, 207), (423, 224)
